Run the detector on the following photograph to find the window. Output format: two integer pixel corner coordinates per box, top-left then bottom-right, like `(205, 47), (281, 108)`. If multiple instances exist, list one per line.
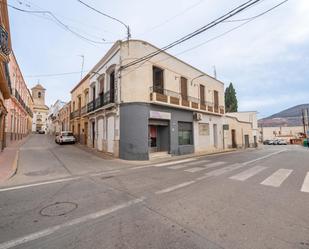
(38, 92), (41, 98)
(153, 66), (164, 94)
(200, 85), (205, 104)
(109, 71), (115, 102)
(180, 77), (188, 100)
(178, 122), (193, 145)
(214, 90), (219, 107)
(99, 76), (105, 95)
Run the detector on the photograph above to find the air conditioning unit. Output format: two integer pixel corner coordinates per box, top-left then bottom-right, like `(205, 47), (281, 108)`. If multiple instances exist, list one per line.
(193, 112), (202, 121)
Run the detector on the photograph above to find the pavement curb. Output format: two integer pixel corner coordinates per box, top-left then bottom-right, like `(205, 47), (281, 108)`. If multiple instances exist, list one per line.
(8, 150), (19, 180)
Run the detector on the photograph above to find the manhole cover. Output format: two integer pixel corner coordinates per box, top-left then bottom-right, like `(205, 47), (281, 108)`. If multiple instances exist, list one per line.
(40, 202), (78, 217)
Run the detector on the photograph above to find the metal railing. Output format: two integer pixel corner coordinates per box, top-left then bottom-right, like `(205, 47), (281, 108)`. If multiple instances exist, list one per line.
(86, 91), (114, 113)
(150, 86), (224, 114)
(0, 25), (10, 57)
(70, 109), (80, 119)
(13, 89), (33, 117)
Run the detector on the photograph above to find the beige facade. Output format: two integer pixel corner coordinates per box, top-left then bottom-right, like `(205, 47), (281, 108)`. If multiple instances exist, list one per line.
(59, 102), (70, 132)
(224, 115), (256, 149)
(70, 75), (89, 145)
(260, 126), (304, 142)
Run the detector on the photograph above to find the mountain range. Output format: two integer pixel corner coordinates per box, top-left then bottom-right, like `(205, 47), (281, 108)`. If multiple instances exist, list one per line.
(258, 104), (309, 127)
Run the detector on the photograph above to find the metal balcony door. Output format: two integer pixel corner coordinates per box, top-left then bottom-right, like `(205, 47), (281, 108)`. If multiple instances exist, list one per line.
(107, 116), (115, 153)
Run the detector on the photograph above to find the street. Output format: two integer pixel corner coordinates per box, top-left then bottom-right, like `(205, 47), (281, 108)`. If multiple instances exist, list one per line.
(0, 135), (309, 249)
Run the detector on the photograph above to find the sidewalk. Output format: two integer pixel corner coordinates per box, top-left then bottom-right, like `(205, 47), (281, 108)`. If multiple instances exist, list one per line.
(0, 136), (28, 183)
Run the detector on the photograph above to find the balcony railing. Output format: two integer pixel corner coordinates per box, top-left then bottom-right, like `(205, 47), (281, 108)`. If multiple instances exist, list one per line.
(81, 105), (87, 115)
(150, 86), (225, 115)
(86, 91), (115, 113)
(13, 89), (33, 117)
(0, 25), (10, 57)
(70, 109), (81, 119)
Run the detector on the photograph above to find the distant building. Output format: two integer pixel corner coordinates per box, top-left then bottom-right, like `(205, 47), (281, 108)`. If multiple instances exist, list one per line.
(31, 84), (49, 133)
(58, 102), (70, 132)
(47, 100), (66, 135)
(224, 112), (258, 149)
(259, 126), (304, 142)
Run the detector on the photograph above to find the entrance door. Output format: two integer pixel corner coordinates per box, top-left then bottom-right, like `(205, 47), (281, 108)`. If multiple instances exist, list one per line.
(244, 135), (250, 148)
(77, 123), (81, 142)
(97, 119), (103, 151)
(84, 122), (88, 146)
(231, 129), (237, 148)
(149, 125), (158, 152)
(213, 124), (218, 148)
(92, 122), (95, 148)
(107, 116), (114, 153)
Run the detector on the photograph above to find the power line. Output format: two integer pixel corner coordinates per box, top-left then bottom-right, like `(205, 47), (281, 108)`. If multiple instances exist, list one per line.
(120, 0), (262, 70)
(8, 3), (114, 45)
(223, 0), (288, 23)
(24, 70), (90, 78)
(121, 0), (288, 78)
(77, 0), (131, 40)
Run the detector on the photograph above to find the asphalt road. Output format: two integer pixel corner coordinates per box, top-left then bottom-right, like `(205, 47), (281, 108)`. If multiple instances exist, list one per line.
(0, 134), (309, 249)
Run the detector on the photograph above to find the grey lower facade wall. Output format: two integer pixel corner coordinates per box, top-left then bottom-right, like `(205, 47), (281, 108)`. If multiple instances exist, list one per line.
(119, 102), (194, 160)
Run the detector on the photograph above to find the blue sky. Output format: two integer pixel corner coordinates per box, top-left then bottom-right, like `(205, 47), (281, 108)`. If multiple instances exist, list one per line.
(8, 0), (309, 118)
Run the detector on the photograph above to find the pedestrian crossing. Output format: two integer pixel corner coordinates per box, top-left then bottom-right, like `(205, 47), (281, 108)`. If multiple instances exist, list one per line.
(151, 158), (309, 194)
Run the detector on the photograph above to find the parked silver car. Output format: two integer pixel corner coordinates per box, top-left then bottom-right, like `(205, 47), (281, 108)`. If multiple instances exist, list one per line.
(55, 131), (76, 145)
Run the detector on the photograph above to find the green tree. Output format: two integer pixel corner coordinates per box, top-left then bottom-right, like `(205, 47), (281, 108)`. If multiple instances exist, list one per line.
(225, 82), (238, 112)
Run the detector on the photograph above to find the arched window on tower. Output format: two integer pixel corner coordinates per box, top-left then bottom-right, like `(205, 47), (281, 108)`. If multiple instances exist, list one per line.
(38, 92), (41, 98)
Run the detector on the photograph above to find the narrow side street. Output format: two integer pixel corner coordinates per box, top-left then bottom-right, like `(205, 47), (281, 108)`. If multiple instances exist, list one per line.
(0, 135), (308, 249)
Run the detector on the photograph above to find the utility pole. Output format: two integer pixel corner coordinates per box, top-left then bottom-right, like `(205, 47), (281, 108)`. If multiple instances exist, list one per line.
(213, 65), (217, 79)
(78, 55), (85, 80)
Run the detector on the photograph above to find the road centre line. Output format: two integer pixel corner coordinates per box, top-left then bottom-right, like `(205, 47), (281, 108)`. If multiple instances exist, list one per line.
(241, 149), (287, 165)
(0, 197), (145, 249)
(0, 177), (81, 192)
(90, 170), (121, 176)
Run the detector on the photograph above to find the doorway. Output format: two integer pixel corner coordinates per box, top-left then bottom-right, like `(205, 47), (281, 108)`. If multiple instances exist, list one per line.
(84, 122), (88, 146)
(148, 120), (169, 153)
(107, 116), (115, 153)
(213, 124), (218, 148)
(244, 135), (250, 148)
(91, 122), (95, 148)
(231, 129), (237, 148)
(97, 118), (103, 151)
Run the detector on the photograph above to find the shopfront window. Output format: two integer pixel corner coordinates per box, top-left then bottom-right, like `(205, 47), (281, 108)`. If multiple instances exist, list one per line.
(178, 122), (193, 145)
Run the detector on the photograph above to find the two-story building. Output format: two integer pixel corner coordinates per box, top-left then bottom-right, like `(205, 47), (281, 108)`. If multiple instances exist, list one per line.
(59, 102), (70, 132)
(70, 75), (89, 145)
(82, 40), (225, 160)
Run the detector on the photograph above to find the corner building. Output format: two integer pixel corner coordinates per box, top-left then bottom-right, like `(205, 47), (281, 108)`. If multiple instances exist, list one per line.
(83, 40), (225, 160)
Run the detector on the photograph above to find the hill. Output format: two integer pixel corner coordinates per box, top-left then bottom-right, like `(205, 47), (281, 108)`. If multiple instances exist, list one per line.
(258, 104), (309, 127)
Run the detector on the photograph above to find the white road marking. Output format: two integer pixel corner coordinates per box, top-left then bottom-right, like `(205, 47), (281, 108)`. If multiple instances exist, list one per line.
(196, 163), (241, 180)
(260, 169), (293, 187)
(184, 167), (205, 173)
(90, 170), (121, 177)
(0, 177), (81, 192)
(205, 161), (226, 168)
(230, 166), (267, 181)
(168, 164), (189, 170)
(184, 159), (211, 166)
(0, 197), (145, 249)
(153, 158), (197, 167)
(130, 165), (152, 170)
(242, 149), (287, 165)
(301, 172), (309, 193)
(155, 181), (196, 194)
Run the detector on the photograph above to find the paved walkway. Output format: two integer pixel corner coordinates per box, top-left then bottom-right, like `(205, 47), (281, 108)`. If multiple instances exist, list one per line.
(0, 137), (28, 183)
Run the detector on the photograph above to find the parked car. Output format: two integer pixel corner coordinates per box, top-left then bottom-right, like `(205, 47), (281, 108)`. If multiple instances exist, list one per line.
(36, 130), (45, 134)
(263, 139), (274, 145)
(55, 131), (76, 145)
(277, 139), (287, 145)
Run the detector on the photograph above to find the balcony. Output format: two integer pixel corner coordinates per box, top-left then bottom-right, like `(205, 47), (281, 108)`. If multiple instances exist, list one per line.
(70, 109), (81, 119)
(80, 105), (87, 116)
(150, 87), (225, 115)
(0, 25), (10, 58)
(86, 91), (115, 113)
(13, 89), (33, 118)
